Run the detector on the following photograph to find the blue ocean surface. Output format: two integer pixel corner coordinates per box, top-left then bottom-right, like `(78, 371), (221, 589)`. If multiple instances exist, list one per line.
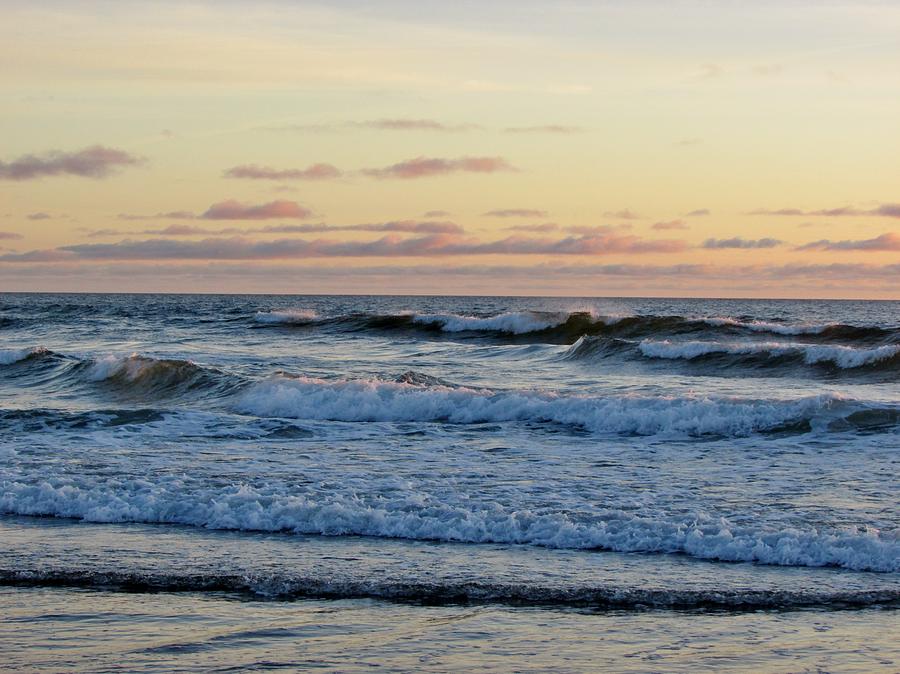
(1, 293), (898, 672)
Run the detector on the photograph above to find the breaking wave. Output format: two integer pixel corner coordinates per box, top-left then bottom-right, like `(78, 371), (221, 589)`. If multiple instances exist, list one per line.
(250, 309), (899, 345)
(254, 309), (319, 325)
(1, 481), (898, 573)
(563, 336), (900, 376)
(233, 375), (896, 437)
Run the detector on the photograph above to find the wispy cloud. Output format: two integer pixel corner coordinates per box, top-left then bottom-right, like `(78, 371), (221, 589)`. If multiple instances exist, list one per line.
(0, 232), (23, 240)
(26, 212), (53, 220)
(423, 210), (451, 218)
(504, 125), (583, 134)
(603, 209), (641, 220)
(0, 145), (144, 181)
(749, 204), (900, 218)
(1, 232), (687, 262)
(652, 219), (688, 230)
(796, 232), (900, 252)
(224, 163), (342, 180)
(118, 211), (196, 221)
(484, 208), (548, 218)
(685, 209), (710, 217)
(361, 156), (515, 179)
(359, 119), (480, 131)
(703, 237), (782, 249)
(87, 220), (464, 238)
(505, 223), (559, 233)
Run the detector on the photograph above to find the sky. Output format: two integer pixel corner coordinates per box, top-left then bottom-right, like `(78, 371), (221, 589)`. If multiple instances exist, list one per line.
(1, 0), (898, 298)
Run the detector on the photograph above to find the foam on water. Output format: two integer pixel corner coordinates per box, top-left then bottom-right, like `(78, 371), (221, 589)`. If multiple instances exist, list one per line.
(412, 311), (573, 334)
(639, 340), (900, 369)
(1, 480), (897, 572)
(232, 374), (879, 437)
(0, 347), (48, 365)
(254, 309), (319, 324)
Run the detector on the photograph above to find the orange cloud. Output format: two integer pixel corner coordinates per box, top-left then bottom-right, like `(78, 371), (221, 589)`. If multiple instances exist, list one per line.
(200, 199), (313, 220)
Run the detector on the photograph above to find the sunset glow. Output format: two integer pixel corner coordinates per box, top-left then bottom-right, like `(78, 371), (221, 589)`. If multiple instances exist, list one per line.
(1, 0), (898, 297)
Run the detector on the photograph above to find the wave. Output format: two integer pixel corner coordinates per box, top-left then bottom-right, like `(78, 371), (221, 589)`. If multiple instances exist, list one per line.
(1, 481), (897, 573)
(0, 346), (51, 365)
(2, 348), (241, 402)
(250, 309), (899, 345)
(233, 375), (896, 437)
(638, 340), (900, 370)
(2, 567), (898, 609)
(253, 309), (319, 325)
(412, 311), (572, 334)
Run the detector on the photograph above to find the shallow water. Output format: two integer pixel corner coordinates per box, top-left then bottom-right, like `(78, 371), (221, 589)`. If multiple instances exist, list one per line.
(1, 293), (898, 669)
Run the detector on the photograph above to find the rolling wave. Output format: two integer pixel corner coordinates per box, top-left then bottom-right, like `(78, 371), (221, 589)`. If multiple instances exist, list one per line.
(250, 309), (899, 345)
(1, 480), (897, 572)
(564, 336), (900, 375)
(234, 374), (897, 437)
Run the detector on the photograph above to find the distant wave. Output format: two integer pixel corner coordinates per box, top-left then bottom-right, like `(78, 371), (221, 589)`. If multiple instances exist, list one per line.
(563, 336), (900, 375)
(2, 567), (898, 608)
(638, 340), (900, 370)
(234, 374), (897, 437)
(250, 309), (899, 345)
(253, 309), (319, 325)
(2, 480), (898, 572)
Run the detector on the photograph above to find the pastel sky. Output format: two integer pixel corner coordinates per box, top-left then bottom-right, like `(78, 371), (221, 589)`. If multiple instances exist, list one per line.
(1, 0), (898, 298)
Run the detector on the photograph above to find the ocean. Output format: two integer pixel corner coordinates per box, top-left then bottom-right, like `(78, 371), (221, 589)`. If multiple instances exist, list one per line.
(1, 293), (898, 672)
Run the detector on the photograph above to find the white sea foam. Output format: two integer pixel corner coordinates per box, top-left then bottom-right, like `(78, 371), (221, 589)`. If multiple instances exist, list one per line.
(254, 309), (319, 324)
(232, 375), (850, 436)
(0, 346), (47, 365)
(702, 317), (831, 335)
(639, 340), (900, 369)
(1, 480), (897, 572)
(413, 311), (572, 334)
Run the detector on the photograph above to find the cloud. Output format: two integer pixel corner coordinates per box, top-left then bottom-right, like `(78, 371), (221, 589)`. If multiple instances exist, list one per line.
(2, 232), (687, 262)
(0, 232), (23, 240)
(603, 209), (641, 220)
(26, 212), (52, 220)
(484, 209), (548, 218)
(253, 220), (464, 235)
(423, 210), (451, 218)
(118, 210), (197, 221)
(685, 209), (710, 217)
(360, 119), (480, 132)
(796, 232), (900, 252)
(362, 156), (515, 179)
(224, 163), (342, 180)
(505, 223), (559, 233)
(750, 204), (900, 218)
(200, 199), (313, 220)
(87, 220), (464, 238)
(0, 145), (143, 180)
(652, 219), (688, 230)
(703, 237), (782, 249)
(504, 125), (583, 134)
